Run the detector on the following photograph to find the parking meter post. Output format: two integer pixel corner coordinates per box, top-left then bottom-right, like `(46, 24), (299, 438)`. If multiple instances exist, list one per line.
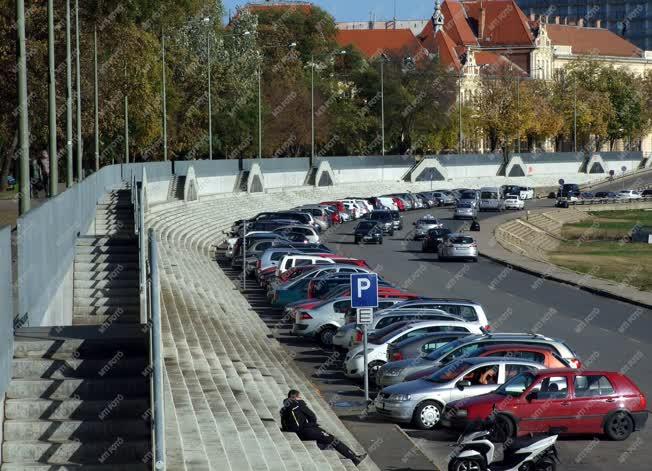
(363, 320), (369, 402)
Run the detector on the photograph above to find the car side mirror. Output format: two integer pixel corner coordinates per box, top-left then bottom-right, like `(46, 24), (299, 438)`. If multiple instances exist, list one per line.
(456, 380), (471, 390)
(526, 391), (538, 402)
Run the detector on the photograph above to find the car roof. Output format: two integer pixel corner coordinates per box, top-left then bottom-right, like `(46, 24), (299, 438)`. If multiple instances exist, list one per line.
(537, 368), (612, 375)
(479, 344), (557, 353)
(457, 357), (544, 366)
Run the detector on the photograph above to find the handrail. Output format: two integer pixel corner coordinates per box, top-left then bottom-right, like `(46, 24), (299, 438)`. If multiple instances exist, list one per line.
(148, 228), (166, 470)
(567, 195), (652, 206)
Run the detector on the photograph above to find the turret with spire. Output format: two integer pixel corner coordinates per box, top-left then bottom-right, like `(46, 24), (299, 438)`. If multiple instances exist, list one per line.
(432, 0), (445, 33)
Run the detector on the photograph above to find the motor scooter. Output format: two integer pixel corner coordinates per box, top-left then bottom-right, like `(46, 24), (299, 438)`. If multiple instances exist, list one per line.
(448, 429), (559, 471)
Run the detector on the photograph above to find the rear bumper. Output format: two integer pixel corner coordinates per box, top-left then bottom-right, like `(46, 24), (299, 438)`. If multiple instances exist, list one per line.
(632, 411), (649, 431)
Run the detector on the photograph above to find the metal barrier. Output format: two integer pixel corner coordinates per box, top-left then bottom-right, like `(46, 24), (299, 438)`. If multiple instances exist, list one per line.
(568, 196), (652, 206)
(148, 228), (165, 470)
(0, 226), (13, 395)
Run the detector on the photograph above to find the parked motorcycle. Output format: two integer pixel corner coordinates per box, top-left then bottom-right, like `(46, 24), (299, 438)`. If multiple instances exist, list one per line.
(448, 429), (559, 471)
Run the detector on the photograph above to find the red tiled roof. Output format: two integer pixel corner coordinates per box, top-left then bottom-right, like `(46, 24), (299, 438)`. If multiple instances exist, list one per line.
(442, 0), (477, 45)
(546, 24), (642, 58)
(474, 51), (527, 75)
(336, 29), (426, 59)
(436, 30), (462, 71)
(463, 0), (533, 46)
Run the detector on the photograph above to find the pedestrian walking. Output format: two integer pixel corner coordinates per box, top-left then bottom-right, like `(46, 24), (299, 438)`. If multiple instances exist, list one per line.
(39, 150), (50, 197)
(280, 389), (367, 466)
(29, 155), (43, 198)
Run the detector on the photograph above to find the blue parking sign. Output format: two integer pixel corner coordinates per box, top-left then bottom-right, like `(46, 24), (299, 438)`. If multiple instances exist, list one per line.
(350, 273), (378, 308)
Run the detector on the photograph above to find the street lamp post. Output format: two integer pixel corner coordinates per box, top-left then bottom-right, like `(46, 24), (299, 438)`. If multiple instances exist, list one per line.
(380, 56), (386, 156)
(93, 25), (99, 172)
(162, 31), (168, 161)
(310, 55), (314, 166)
(258, 64), (262, 160)
(204, 17), (213, 160)
(74, 0), (82, 181)
(516, 74), (520, 154)
(573, 80), (577, 153)
(48, 0), (58, 196)
(65, 0), (73, 187)
(16, 0), (29, 214)
(124, 65), (129, 164)
(458, 74), (463, 155)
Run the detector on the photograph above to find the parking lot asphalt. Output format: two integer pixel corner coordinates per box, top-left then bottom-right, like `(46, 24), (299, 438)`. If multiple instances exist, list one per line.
(218, 198), (652, 471)
(322, 203), (652, 471)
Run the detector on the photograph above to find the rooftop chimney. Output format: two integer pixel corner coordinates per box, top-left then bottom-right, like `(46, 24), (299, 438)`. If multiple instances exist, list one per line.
(479, 2), (486, 40)
(530, 12), (535, 21)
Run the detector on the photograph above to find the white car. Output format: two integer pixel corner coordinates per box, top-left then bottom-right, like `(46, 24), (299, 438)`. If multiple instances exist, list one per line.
(504, 195), (525, 210)
(225, 231), (271, 258)
(617, 189), (642, 199)
(292, 296), (354, 345)
(519, 187), (534, 200)
(343, 321), (483, 380)
(273, 225), (320, 244)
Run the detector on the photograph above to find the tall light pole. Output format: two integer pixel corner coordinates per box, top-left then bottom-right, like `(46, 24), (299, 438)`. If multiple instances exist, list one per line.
(75, 0), (82, 181)
(65, 0), (73, 187)
(93, 25), (99, 171)
(573, 79), (578, 153)
(516, 74), (521, 154)
(310, 55), (314, 166)
(161, 31), (168, 161)
(458, 73), (463, 155)
(124, 65), (129, 163)
(258, 64), (262, 160)
(204, 17), (213, 160)
(380, 55), (386, 156)
(16, 0), (29, 214)
(47, 0), (58, 196)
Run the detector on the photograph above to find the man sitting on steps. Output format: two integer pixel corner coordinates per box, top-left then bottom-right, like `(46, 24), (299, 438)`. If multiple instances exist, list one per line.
(280, 389), (368, 466)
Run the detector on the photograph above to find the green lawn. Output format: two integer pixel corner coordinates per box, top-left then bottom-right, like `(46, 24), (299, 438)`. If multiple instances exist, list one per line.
(550, 210), (652, 291)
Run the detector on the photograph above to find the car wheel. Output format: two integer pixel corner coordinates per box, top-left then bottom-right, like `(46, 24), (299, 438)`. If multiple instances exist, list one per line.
(319, 327), (337, 347)
(535, 458), (557, 471)
(413, 400), (442, 430)
(489, 414), (515, 443)
(448, 458), (485, 471)
(605, 411), (634, 441)
(389, 230), (394, 236)
(472, 257), (478, 263)
(379, 239), (383, 245)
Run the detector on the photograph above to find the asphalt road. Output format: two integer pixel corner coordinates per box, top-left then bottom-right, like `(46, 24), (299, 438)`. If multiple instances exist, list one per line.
(322, 203), (652, 471)
(586, 168), (652, 193)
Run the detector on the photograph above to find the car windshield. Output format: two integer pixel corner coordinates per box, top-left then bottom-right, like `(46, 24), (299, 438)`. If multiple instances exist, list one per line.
(481, 192), (498, 199)
(425, 360), (473, 384)
(369, 212), (392, 221)
(494, 372), (537, 397)
(391, 212), (400, 220)
(423, 338), (467, 359)
(357, 222), (377, 231)
(369, 322), (412, 343)
(457, 203), (472, 208)
(428, 228), (450, 236)
(417, 218), (437, 225)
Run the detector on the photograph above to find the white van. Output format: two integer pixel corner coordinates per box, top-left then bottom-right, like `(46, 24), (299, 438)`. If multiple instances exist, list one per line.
(275, 254), (335, 276)
(479, 187), (504, 211)
(378, 197), (398, 211)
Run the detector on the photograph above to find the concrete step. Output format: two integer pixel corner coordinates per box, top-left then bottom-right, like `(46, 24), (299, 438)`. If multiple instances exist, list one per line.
(73, 271), (139, 281)
(73, 279), (139, 289)
(72, 314), (141, 326)
(73, 297), (139, 308)
(13, 326), (147, 358)
(6, 378), (148, 400)
(74, 254), (138, 263)
(4, 419), (150, 442)
(74, 262), (139, 272)
(11, 358), (149, 379)
(75, 245), (138, 255)
(75, 237), (136, 246)
(96, 203), (132, 210)
(4, 398), (150, 421)
(1, 464), (149, 471)
(73, 287), (139, 298)
(1, 439), (150, 465)
(72, 306), (140, 317)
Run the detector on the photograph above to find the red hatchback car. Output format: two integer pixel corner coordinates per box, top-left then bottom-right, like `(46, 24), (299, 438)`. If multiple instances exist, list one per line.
(442, 369), (648, 441)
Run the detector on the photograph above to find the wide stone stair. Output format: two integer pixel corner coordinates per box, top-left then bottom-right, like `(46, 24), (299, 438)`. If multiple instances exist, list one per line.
(1, 325), (151, 470)
(73, 189), (140, 326)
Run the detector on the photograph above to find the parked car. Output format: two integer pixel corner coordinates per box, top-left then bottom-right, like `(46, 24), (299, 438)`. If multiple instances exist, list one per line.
(422, 228), (452, 252)
(367, 210), (395, 235)
(479, 187), (504, 212)
(390, 210), (403, 230)
(454, 202), (478, 220)
(617, 189), (642, 200)
(343, 321), (484, 380)
(439, 234), (478, 262)
(354, 221), (383, 244)
(559, 183), (580, 199)
(379, 344), (572, 387)
(642, 189), (652, 197)
(375, 333), (582, 388)
(430, 191), (456, 206)
(375, 358), (545, 429)
(594, 191), (617, 199)
(412, 215), (444, 240)
(273, 225), (320, 244)
(386, 332), (471, 363)
(503, 195), (524, 210)
(442, 369), (648, 441)
(518, 187), (534, 200)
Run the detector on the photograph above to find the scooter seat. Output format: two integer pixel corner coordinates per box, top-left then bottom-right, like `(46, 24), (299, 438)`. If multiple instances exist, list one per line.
(504, 434), (550, 453)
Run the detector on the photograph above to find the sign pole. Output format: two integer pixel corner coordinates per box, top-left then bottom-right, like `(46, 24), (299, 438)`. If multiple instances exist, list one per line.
(242, 220), (247, 291)
(363, 316), (369, 402)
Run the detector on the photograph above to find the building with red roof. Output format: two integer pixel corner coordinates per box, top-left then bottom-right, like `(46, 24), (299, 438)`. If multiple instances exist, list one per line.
(335, 29), (428, 60)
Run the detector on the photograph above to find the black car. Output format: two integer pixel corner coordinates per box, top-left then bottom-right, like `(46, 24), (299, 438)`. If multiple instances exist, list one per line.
(595, 191), (617, 199)
(642, 189), (652, 197)
(390, 210), (403, 230)
(422, 227), (452, 252)
(367, 210), (395, 235)
(354, 221), (383, 244)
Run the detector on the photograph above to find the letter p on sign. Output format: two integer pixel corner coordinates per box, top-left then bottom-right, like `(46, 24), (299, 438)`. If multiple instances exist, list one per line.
(350, 273), (378, 308)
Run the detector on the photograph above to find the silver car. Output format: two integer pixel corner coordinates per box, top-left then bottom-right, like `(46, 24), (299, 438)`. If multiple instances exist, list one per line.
(374, 357), (544, 429)
(454, 203), (478, 219)
(438, 233), (478, 262)
(413, 215), (444, 240)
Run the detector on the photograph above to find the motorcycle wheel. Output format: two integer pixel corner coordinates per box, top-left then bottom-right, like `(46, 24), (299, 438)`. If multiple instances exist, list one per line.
(448, 458), (485, 471)
(535, 458), (557, 471)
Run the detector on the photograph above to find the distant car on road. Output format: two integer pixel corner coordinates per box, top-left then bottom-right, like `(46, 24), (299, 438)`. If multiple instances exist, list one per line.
(367, 210), (395, 235)
(438, 234), (478, 262)
(617, 189), (642, 199)
(442, 369), (649, 441)
(454, 202), (478, 220)
(594, 191), (618, 199)
(413, 215), (444, 240)
(354, 221), (383, 244)
(504, 195), (524, 210)
(479, 187), (505, 212)
(422, 228), (452, 252)
(641, 189), (652, 197)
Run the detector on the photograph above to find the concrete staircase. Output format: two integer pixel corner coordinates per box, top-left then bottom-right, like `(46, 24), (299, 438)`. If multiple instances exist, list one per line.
(73, 189), (140, 326)
(167, 176), (186, 201)
(1, 325), (151, 470)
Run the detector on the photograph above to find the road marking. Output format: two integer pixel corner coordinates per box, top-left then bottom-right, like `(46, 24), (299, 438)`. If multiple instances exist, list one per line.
(629, 337), (642, 344)
(600, 327), (610, 333)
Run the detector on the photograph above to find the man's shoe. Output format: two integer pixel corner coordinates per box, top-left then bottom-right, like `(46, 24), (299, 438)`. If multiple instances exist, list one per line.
(353, 453), (367, 466)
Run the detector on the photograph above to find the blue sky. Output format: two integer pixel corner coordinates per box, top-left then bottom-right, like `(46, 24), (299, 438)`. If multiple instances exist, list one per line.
(223, 0), (435, 22)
